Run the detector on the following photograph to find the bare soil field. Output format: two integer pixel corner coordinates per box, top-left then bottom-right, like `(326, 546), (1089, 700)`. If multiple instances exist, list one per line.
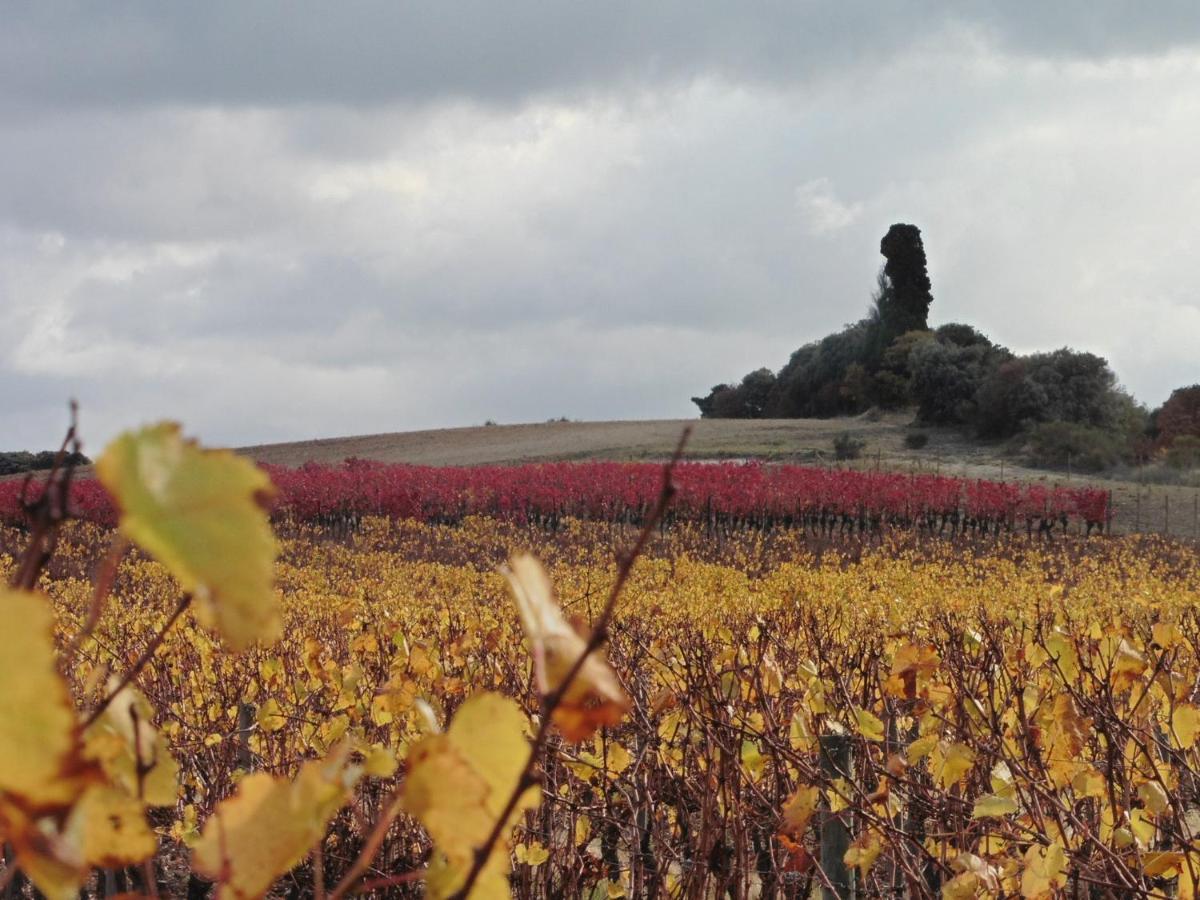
(238, 415), (1200, 539)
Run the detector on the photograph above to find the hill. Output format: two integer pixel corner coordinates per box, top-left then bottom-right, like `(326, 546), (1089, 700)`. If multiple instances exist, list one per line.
(239, 415), (912, 467)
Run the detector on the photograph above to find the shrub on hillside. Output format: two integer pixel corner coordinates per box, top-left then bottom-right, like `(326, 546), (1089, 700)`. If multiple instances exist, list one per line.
(1166, 435), (1200, 470)
(693, 368), (777, 419)
(973, 348), (1135, 440)
(1025, 422), (1125, 472)
(909, 336), (1008, 426)
(833, 432), (866, 460)
(770, 322), (873, 418)
(935, 322), (994, 348)
(904, 432), (930, 450)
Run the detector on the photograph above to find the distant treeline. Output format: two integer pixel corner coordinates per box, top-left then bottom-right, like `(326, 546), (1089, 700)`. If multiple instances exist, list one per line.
(693, 224), (1199, 472)
(0, 450), (91, 477)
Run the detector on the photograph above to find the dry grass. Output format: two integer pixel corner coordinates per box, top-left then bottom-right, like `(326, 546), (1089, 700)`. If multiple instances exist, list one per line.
(237, 415), (905, 467)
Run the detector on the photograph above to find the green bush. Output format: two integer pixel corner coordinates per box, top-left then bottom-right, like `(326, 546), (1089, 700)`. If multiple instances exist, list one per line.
(973, 348), (1137, 440)
(904, 432), (930, 450)
(1025, 422), (1125, 472)
(869, 370), (911, 410)
(833, 432), (866, 460)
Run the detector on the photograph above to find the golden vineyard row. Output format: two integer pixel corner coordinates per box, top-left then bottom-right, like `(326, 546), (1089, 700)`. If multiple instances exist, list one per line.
(1, 424), (1199, 898)
(5, 514), (1200, 897)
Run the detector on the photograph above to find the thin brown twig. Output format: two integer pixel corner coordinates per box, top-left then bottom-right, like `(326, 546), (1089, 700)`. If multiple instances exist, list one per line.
(11, 401), (81, 591)
(313, 839), (326, 900)
(355, 868), (429, 893)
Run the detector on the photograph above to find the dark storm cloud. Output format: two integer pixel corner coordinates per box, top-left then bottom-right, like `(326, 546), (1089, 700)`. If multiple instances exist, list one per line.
(3, 2), (1199, 112)
(1, 4), (1198, 450)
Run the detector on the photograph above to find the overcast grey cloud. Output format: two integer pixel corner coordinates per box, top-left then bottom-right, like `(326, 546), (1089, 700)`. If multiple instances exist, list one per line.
(2, 3), (1199, 451)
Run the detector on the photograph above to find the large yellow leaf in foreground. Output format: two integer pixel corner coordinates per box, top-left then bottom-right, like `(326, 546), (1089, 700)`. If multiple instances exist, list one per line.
(0, 591), (159, 899)
(403, 692), (541, 899)
(504, 554), (630, 741)
(191, 745), (361, 899)
(66, 785), (158, 869)
(97, 422), (280, 650)
(0, 590), (92, 809)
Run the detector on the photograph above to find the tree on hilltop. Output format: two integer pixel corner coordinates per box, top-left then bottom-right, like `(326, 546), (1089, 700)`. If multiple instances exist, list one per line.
(875, 223), (933, 340)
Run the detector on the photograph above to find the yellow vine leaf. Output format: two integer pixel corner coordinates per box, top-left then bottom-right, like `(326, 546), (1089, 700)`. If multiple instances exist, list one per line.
(363, 745), (398, 779)
(191, 745), (361, 899)
(780, 784), (820, 836)
(741, 740), (766, 779)
(886, 641), (940, 698)
(972, 793), (1018, 818)
(907, 733), (939, 764)
(575, 815), (592, 847)
(402, 692), (541, 899)
(0, 589), (95, 809)
(1021, 840), (1067, 899)
(515, 841), (550, 867)
(83, 685), (180, 807)
(66, 785), (158, 868)
(256, 699), (286, 732)
(935, 742), (976, 790)
(853, 707), (886, 742)
(1142, 851), (1184, 878)
(828, 777), (852, 813)
(1138, 780), (1170, 815)
(941, 872), (980, 899)
(0, 590), (105, 899)
(1071, 767), (1106, 799)
(1153, 621), (1183, 649)
(96, 422), (280, 651)
(606, 740), (633, 776)
(1107, 638), (1148, 692)
(1044, 633), (1079, 683)
(948, 852), (1001, 894)
(1130, 807), (1157, 846)
(1172, 703), (1200, 749)
(503, 554), (630, 741)
(843, 829), (883, 877)
(0, 593), (162, 898)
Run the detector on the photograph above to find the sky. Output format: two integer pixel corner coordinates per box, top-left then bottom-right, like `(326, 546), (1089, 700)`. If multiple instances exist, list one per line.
(3, 3), (1199, 452)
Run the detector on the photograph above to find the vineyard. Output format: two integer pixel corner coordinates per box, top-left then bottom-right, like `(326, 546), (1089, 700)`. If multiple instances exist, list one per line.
(2, 423), (1199, 899)
(0, 458), (1114, 537)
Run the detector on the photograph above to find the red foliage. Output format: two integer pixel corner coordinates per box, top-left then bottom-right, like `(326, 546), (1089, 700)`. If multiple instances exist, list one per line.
(0, 459), (1112, 533)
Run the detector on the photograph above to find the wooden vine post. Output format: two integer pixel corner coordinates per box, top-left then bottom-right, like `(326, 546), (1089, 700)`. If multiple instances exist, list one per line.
(818, 733), (854, 899)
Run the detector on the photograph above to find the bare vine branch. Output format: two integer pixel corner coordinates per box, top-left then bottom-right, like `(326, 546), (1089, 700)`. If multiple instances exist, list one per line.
(445, 426), (691, 900)
(10, 401), (82, 591)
